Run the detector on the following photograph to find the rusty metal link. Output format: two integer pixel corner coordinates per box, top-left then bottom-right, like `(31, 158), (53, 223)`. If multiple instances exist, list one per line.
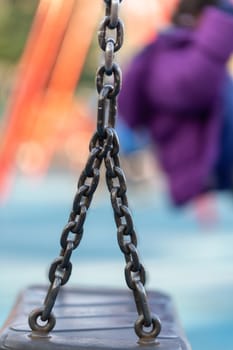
(98, 12), (124, 51)
(77, 170), (100, 200)
(105, 129), (120, 160)
(28, 0), (161, 341)
(91, 130), (114, 159)
(117, 226), (137, 255)
(115, 203), (133, 229)
(69, 206), (87, 234)
(124, 243), (140, 271)
(110, 187), (128, 218)
(96, 64), (122, 98)
(105, 39), (115, 75)
(125, 261), (146, 290)
(135, 315), (162, 341)
(41, 278), (61, 322)
(28, 307), (56, 333)
(97, 90), (117, 137)
(98, 20), (124, 53)
(108, 0), (120, 28)
(71, 186), (89, 214)
(82, 147), (102, 177)
(104, 0), (119, 17)
(134, 281), (153, 327)
(59, 241), (74, 268)
(97, 86), (113, 137)
(48, 256), (72, 286)
(106, 166), (127, 197)
(98, 18), (124, 51)
(60, 228), (83, 251)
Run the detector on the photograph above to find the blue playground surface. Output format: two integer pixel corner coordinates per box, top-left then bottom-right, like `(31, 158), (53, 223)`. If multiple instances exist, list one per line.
(1, 173), (233, 350)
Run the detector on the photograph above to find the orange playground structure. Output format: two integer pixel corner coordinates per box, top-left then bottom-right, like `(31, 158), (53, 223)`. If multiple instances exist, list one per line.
(0, 0), (178, 198)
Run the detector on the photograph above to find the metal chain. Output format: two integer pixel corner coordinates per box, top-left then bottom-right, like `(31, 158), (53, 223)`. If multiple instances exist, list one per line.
(28, 0), (161, 342)
(104, 140), (161, 340)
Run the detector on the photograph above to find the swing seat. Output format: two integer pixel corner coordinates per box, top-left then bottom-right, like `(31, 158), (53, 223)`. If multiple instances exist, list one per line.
(0, 285), (191, 350)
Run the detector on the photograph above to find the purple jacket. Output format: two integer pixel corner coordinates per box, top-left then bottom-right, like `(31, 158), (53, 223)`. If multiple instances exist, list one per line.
(118, 7), (233, 205)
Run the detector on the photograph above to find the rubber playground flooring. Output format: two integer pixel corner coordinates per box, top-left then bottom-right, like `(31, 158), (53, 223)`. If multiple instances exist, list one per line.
(1, 173), (233, 350)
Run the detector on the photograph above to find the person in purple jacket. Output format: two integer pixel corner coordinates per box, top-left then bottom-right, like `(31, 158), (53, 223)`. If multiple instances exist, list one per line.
(118, 0), (233, 206)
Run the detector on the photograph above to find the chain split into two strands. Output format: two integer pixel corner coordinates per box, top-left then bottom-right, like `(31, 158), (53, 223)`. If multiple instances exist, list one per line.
(28, 0), (161, 341)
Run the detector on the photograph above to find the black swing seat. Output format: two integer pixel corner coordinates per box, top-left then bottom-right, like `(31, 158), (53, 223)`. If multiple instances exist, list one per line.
(0, 285), (191, 350)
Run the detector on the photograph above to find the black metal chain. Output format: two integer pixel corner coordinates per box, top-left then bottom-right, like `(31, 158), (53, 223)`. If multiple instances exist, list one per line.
(28, 0), (161, 341)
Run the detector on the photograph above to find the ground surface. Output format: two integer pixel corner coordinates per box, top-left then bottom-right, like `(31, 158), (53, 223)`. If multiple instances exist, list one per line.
(1, 173), (233, 350)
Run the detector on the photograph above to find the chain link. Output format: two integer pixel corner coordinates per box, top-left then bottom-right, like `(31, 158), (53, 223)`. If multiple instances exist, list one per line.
(28, 0), (161, 342)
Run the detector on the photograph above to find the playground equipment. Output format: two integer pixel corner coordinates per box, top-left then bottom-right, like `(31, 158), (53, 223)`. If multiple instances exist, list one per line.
(0, 0), (177, 198)
(0, 0), (100, 196)
(0, 1), (190, 349)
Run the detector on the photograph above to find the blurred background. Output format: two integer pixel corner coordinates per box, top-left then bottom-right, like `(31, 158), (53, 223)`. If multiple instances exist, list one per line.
(0, 1), (233, 350)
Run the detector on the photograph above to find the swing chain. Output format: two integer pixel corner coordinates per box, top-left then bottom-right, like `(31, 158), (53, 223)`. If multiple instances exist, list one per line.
(28, 134), (107, 332)
(28, 0), (161, 341)
(104, 145), (161, 339)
